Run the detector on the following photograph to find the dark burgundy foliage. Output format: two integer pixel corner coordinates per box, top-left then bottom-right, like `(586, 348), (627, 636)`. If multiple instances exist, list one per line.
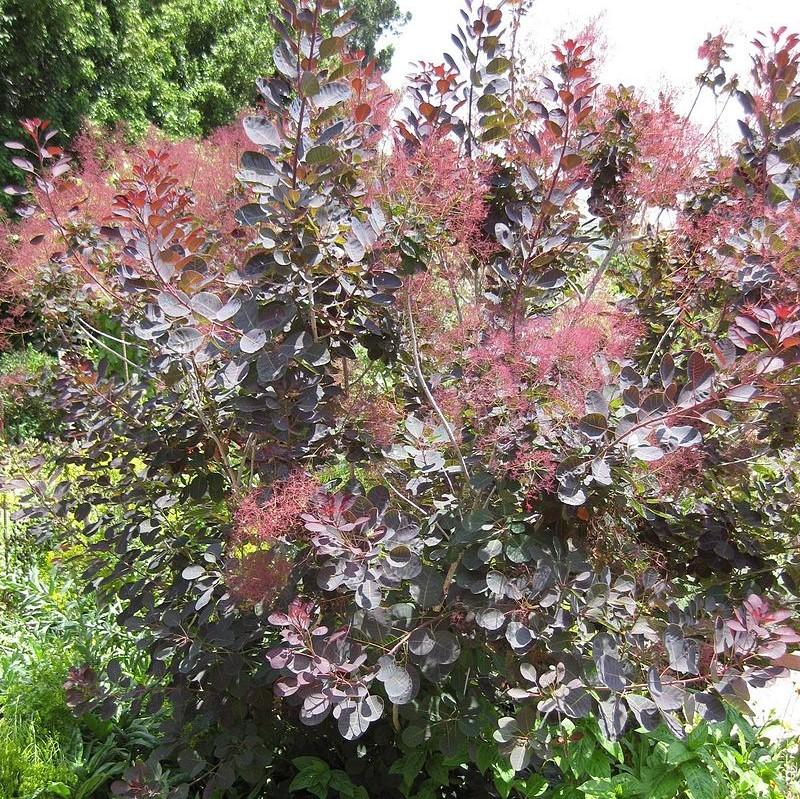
(2, 1), (799, 796)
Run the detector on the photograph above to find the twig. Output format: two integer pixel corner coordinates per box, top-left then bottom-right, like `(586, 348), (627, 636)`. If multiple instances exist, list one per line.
(78, 318), (147, 351)
(581, 235), (621, 305)
(76, 322), (142, 374)
(187, 363), (239, 493)
(383, 476), (427, 516)
(644, 311), (683, 376)
(405, 290), (472, 491)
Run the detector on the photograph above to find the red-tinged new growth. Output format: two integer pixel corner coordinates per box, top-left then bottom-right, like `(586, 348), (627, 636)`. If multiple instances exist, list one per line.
(698, 32), (731, 71)
(724, 594), (800, 661)
(749, 28), (800, 124)
(1, 119), (250, 305)
(674, 28), (800, 297)
(344, 54), (396, 147)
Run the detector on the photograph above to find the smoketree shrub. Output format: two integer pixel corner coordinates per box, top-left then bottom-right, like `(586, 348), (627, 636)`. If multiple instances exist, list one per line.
(4, 2), (800, 796)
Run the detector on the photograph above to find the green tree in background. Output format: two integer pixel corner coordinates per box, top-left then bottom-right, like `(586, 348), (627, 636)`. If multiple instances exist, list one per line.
(0, 0), (406, 205)
(348, 0), (408, 67)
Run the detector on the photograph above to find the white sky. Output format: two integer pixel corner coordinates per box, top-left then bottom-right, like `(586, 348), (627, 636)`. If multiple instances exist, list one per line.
(380, 0), (800, 139)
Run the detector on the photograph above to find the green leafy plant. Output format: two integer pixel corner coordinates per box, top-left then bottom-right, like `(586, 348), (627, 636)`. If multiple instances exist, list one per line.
(0, 564), (160, 797)
(0, 345), (55, 441)
(289, 756), (370, 799)
(0, 720), (72, 799)
(572, 713), (797, 799)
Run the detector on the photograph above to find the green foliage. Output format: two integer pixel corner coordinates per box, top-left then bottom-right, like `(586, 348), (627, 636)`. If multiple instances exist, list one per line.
(0, 344), (52, 376)
(278, 714), (800, 799)
(385, 713), (799, 799)
(0, 345), (56, 441)
(1, 562), (147, 671)
(0, 721), (72, 799)
(0, 564), (156, 797)
(290, 756), (370, 799)
(568, 713), (797, 799)
(345, 0), (409, 69)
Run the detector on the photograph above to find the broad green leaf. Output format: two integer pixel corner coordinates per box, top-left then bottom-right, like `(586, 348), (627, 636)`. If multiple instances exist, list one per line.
(651, 770), (683, 799)
(291, 756), (330, 775)
(476, 740), (495, 773)
(682, 761), (717, 799)
(585, 748), (612, 779)
(665, 739), (693, 765)
(306, 145), (338, 165)
(492, 761), (516, 799)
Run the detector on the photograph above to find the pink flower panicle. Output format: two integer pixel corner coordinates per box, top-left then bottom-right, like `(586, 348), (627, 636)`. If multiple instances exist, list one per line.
(627, 91), (704, 209)
(463, 302), (642, 421)
(340, 390), (402, 450)
(647, 447), (706, 496)
(505, 445), (558, 507)
(379, 133), (492, 256)
(443, 302), (642, 473)
(234, 471), (319, 545)
(226, 549), (293, 608)
(403, 273), (486, 367)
